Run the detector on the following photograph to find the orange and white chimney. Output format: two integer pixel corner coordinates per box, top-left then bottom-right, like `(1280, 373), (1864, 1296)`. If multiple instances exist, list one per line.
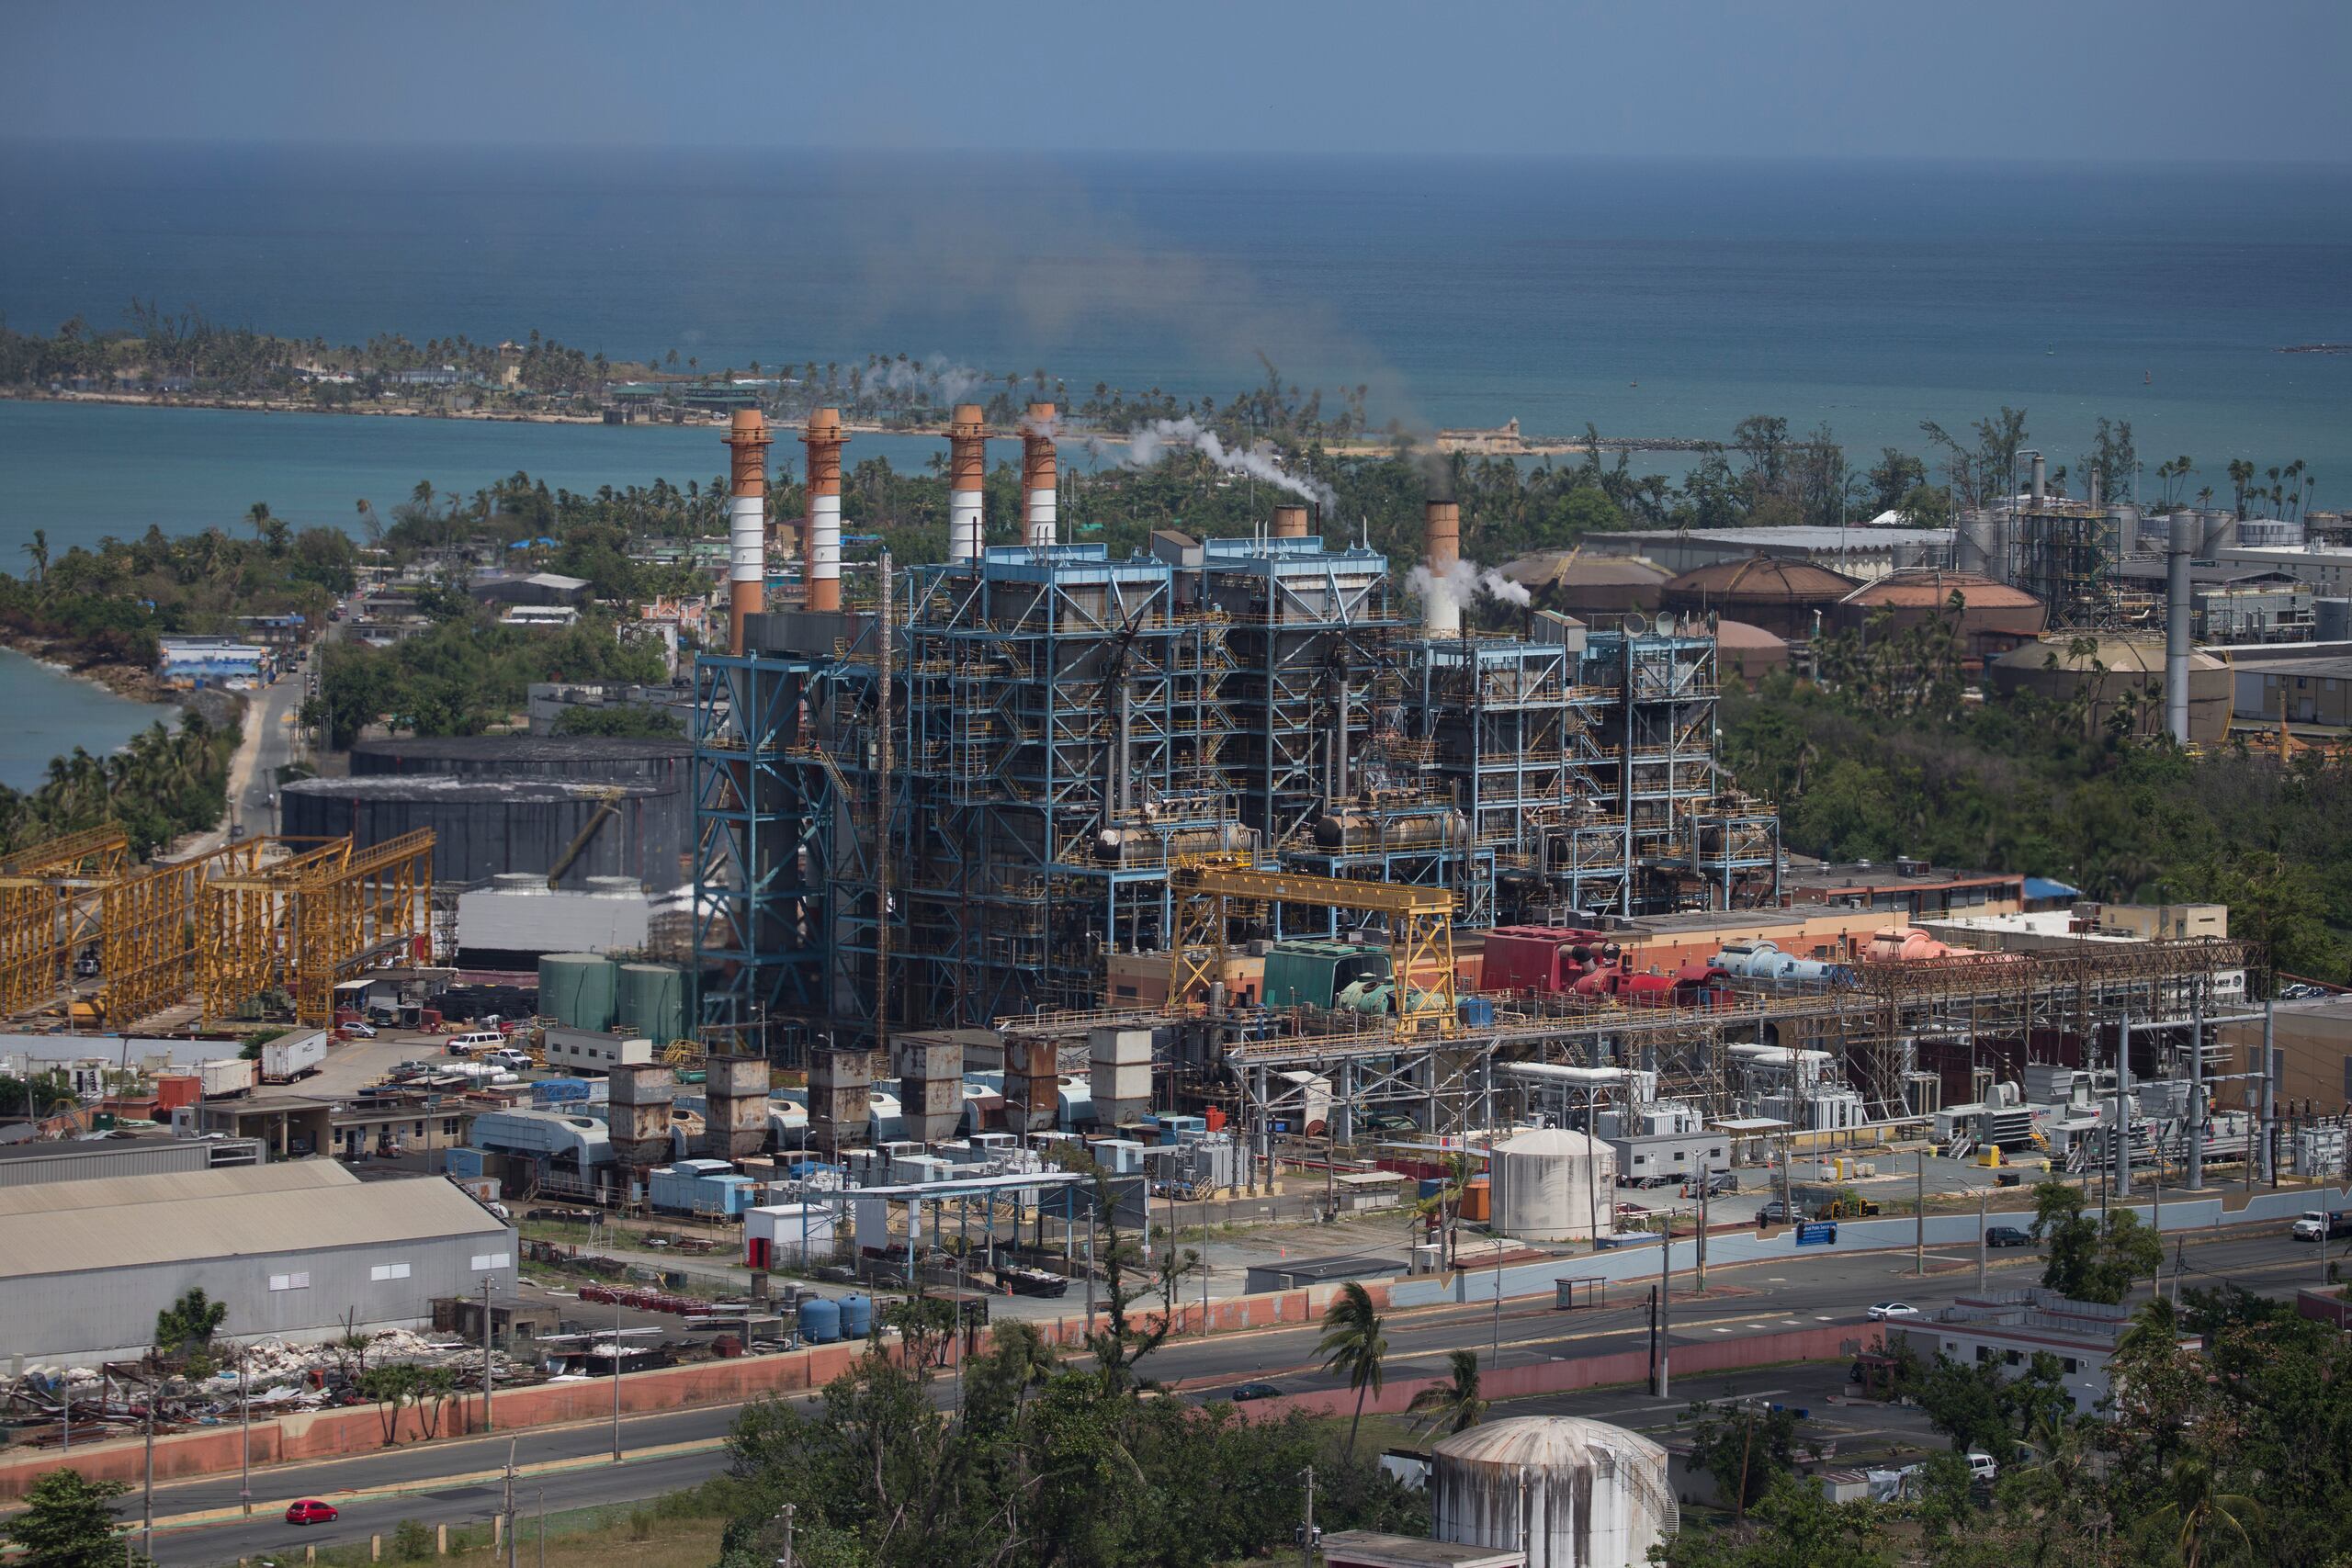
(1424, 500), (1461, 637)
(1272, 504), (1309, 539)
(723, 409), (772, 654)
(949, 403), (987, 562)
(803, 408), (846, 612)
(1021, 403), (1057, 547)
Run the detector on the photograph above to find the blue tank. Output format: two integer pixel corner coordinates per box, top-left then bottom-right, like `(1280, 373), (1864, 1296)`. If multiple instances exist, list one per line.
(838, 1292), (874, 1339)
(797, 1296), (842, 1345)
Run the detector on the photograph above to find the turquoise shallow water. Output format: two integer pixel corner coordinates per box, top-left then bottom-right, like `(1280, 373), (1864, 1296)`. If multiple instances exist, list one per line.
(0, 647), (175, 793)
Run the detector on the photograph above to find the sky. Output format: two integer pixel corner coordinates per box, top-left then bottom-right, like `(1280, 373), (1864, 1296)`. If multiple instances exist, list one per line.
(11, 0), (2350, 164)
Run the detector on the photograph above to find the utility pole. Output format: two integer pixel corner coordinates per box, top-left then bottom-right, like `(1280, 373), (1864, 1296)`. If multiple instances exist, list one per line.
(503, 1438), (518, 1568)
(239, 1344), (253, 1517)
(611, 1292), (625, 1463)
(142, 1382), (156, 1568)
(481, 1275), (495, 1433)
(1655, 1224), (1671, 1397)
(2188, 981), (2206, 1190)
(2261, 999), (2278, 1188)
(1914, 1149), (1926, 1277)
(1976, 1188), (1988, 1293)
(2116, 1015), (2133, 1200)
(1085, 1198), (1097, 1324)
(1696, 1175), (1709, 1293)
(538, 1489), (547, 1568)
(1296, 1465), (1317, 1568)
(775, 1503), (797, 1568)
(874, 550), (893, 1063)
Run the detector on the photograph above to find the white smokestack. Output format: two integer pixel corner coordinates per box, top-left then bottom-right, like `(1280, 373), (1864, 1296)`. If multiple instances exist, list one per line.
(1023, 403), (1057, 547)
(2167, 511), (2195, 744)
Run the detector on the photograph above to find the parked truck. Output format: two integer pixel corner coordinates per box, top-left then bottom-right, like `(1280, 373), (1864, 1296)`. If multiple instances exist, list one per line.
(2291, 1209), (2352, 1242)
(198, 1056), (259, 1099)
(260, 1029), (329, 1084)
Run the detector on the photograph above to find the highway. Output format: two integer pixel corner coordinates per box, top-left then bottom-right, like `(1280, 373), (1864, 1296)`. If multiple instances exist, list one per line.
(126, 1221), (2324, 1565)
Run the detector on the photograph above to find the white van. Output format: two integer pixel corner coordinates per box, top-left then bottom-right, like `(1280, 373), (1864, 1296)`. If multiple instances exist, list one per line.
(446, 1031), (506, 1057)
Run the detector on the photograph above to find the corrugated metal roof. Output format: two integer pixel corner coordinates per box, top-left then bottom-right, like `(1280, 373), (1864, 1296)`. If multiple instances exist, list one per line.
(0, 1159), (344, 1218)
(0, 1163), (507, 1280)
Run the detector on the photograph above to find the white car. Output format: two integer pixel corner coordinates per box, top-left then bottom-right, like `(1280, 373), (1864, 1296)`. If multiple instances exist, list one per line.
(1867, 1302), (1923, 1321)
(1967, 1450), (1999, 1483)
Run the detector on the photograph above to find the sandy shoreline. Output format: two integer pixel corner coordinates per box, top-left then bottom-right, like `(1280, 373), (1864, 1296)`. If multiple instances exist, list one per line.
(0, 389), (1707, 457)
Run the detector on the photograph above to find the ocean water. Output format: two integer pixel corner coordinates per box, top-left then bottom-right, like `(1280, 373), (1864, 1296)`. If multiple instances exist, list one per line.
(0, 647), (175, 793)
(2, 143), (2346, 532)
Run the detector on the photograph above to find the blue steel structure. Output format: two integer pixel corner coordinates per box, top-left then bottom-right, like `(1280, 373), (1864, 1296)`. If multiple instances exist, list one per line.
(694, 532), (1781, 1049)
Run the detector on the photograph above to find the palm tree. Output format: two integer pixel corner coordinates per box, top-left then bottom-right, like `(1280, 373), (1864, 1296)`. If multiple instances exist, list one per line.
(1317, 1280), (1388, 1460)
(21, 527), (47, 587)
(2149, 1455), (2262, 1568)
(1407, 1348), (1487, 1436)
(246, 502), (273, 542)
(1408, 1152), (1476, 1270)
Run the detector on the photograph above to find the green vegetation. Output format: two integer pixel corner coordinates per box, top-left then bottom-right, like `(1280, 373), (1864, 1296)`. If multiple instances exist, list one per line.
(0, 713), (236, 860)
(3, 1468), (131, 1568)
(715, 1166), (1418, 1568)
(1669, 1288), (2352, 1566)
(548, 704), (684, 739)
(1407, 1348), (1488, 1437)
(152, 1286), (227, 1362)
(1319, 1279), (1390, 1460)
(306, 617), (670, 746)
(1725, 660), (2352, 987)
(1683, 1399), (1803, 1518)
(2030, 1181), (2164, 1305)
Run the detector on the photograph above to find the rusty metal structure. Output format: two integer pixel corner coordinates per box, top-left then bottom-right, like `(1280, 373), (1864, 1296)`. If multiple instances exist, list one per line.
(198, 830), (434, 1025)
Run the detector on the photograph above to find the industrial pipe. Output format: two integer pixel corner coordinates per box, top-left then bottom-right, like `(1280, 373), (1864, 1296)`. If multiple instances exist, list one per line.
(2029, 452), (2046, 503)
(803, 408), (846, 613)
(2166, 511), (2196, 744)
(722, 409), (772, 655)
(949, 403), (987, 563)
(1424, 500), (1461, 637)
(1022, 404), (1057, 547)
(1272, 504), (1309, 539)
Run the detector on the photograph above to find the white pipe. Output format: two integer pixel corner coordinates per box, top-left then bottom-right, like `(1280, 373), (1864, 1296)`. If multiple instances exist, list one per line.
(1498, 1062), (1629, 1087)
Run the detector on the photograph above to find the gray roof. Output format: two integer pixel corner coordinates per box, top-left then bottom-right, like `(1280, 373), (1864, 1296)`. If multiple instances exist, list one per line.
(1590, 525), (1954, 551)
(0, 1161), (508, 1280)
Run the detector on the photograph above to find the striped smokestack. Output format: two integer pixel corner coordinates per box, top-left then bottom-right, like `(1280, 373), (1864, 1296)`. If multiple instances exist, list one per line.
(723, 409), (772, 655)
(1272, 504), (1309, 539)
(803, 407), (846, 613)
(1424, 499), (1461, 636)
(949, 403), (987, 563)
(1022, 403), (1057, 547)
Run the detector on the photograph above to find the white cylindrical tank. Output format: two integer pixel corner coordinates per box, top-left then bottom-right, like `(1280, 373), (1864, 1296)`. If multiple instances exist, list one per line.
(1432, 1416), (1678, 1568)
(1491, 1127), (1613, 1242)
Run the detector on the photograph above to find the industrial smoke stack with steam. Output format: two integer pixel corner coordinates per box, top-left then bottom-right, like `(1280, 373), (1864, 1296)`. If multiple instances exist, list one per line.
(949, 403), (988, 562)
(1423, 499), (1462, 636)
(723, 408), (772, 655)
(2166, 510), (2195, 744)
(1272, 504), (1309, 539)
(1119, 416), (1338, 511)
(803, 408), (846, 612)
(1023, 404), (1058, 547)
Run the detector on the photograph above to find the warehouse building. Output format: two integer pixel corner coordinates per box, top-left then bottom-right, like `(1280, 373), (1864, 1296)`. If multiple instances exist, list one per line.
(0, 1161), (514, 1368)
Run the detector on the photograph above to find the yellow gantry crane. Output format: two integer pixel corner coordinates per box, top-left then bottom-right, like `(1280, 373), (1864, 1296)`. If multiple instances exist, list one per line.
(0, 828), (130, 1017)
(1168, 852), (1460, 1036)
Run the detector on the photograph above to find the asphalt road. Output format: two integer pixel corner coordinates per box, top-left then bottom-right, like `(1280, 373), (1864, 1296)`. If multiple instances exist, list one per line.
(124, 1222), (2324, 1565)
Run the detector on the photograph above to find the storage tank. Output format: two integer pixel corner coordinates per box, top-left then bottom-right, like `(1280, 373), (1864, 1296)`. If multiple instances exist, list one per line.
(616, 963), (685, 1043)
(1431, 1416), (1678, 1568)
(797, 1296), (842, 1344)
(539, 953), (617, 1032)
(1490, 1127), (1614, 1242)
(1657, 558), (1858, 639)
(838, 1292), (873, 1338)
(2317, 599), (2352, 643)
(281, 773), (687, 891)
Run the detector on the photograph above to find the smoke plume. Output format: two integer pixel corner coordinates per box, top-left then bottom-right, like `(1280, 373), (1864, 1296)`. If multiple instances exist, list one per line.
(1119, 416), (1338, 510)
(864, 355), (988, 406)
(1409, 557), (1532, 623)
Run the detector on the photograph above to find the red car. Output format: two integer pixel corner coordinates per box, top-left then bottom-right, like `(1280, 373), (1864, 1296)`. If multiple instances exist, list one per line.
(286, 1500), (339, 1526)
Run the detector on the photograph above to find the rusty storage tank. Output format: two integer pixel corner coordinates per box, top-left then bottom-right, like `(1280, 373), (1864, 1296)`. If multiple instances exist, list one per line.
(1987, 634), (2230, 744)
(605, 1063), (677, 1179)
(807, 1048), (874, 1150)
(1827, 568), (2047, 649)
(1490, 1127), (1615, 1243)
(1432, 1416), (1678, 1568)
(1657, 558), (1857, 639)
(696, 1054), (773, 1161)
(1500, 553), (1671, 618)
(890, 1031), (967, 1144)
(1712, 618), (1790, 686)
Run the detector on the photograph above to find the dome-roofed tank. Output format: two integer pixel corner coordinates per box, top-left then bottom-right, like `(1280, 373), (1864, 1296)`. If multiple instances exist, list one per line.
(1431, 1416), (1679, 1568)
(1657, 558), (1858, 638)
(1490, 1127), (1615, 1243)
(1986, 633), (2229, 743)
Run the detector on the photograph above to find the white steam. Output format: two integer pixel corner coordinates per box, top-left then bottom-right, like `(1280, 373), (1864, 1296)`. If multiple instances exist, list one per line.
(1409, 558), (1532, 624)
(1119, 417), (1337, 511)
(865, 356), (988, 406)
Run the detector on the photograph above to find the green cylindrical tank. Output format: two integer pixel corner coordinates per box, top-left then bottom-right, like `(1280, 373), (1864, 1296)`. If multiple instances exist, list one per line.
(616, 963), (684, 1043)
(539, 953), (616, 1032)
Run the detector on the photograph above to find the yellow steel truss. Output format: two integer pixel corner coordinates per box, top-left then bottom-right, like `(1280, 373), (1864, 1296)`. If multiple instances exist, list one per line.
(1168, 855), (1459, 1035)
(0, 829), (130, 1016)
(198, 832), (434, 1025)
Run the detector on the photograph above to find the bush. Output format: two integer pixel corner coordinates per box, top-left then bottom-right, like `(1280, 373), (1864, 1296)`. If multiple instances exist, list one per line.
(390, 1518), (435, 1562)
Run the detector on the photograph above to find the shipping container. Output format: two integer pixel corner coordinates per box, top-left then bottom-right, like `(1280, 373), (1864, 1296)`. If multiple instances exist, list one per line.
(261, 1030), (329, 1083)
(198, 1057), (258, 1099)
